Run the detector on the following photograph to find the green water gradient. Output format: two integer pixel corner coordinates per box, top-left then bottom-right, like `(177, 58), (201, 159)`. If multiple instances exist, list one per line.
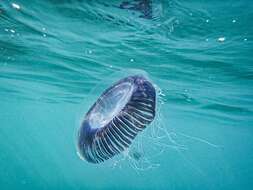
(0, 0), (253, 189)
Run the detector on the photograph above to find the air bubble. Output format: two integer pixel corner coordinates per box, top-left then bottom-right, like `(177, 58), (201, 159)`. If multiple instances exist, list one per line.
(218, 37), (225, 42)
(12, 3), (20, 10)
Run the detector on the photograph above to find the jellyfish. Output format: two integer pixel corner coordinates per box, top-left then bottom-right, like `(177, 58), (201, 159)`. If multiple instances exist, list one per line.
(77, 75), (156, 163)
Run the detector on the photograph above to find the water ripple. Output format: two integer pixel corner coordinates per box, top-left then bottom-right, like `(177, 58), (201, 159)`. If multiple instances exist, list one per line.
(0, 0), (252, 123)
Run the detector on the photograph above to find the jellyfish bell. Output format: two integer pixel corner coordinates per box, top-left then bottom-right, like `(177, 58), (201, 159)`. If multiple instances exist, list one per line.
(77, 75), (156, 163)
(88, 81), (134, 129)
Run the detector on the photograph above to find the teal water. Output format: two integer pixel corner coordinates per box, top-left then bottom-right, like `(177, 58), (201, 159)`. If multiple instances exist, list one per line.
(1, 0), (253, 189)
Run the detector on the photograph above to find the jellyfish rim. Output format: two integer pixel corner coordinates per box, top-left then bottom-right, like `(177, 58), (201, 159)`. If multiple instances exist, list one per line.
(77, 75), (156, 164)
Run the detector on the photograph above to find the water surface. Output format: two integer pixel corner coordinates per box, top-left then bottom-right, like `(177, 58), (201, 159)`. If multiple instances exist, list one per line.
(0, 0), (253, 189)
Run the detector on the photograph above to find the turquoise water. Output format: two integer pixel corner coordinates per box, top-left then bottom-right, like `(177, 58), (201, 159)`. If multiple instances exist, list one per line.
(1, 0), (253, 189)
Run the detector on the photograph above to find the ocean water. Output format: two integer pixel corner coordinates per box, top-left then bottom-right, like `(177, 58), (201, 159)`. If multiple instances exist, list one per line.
(0, 0), (253, 189)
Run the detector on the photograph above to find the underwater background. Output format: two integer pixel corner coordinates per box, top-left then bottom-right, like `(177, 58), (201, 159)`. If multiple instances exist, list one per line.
(0, 0), (253, 189)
